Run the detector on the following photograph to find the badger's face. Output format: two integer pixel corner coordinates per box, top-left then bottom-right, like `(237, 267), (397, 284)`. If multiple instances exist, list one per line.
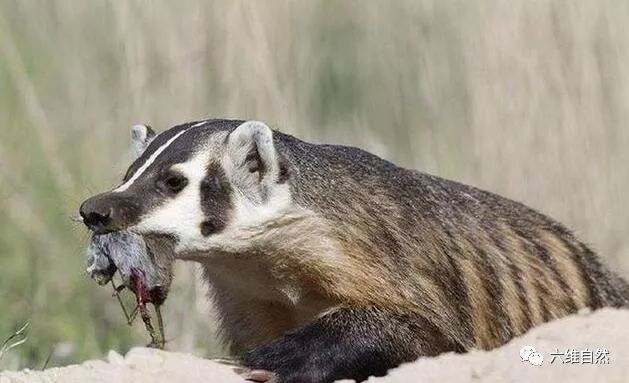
(80, 119), (292, 254)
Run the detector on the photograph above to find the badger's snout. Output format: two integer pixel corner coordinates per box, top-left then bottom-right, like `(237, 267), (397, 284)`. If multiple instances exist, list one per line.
(80, 199), (111, 233)
(80, 192), (140, 234)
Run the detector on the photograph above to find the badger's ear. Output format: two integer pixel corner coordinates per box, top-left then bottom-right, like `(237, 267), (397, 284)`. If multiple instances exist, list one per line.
(226, 121), (285, 188)
(130, 124), (156, 159)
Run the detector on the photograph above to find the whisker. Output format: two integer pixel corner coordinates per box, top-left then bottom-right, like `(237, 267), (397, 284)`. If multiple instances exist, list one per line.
(70, 215), (84, 224)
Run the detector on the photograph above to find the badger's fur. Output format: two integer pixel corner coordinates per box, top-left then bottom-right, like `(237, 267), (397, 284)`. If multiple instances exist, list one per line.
(80, 119), (629, 383)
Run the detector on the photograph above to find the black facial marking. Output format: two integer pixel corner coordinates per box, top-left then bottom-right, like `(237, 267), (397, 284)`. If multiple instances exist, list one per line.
(200, 163), (232, 236)
(200, 221), (220, 236)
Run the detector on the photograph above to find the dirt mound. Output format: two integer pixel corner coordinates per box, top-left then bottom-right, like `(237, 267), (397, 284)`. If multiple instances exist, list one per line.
(2, 308), (627, 383)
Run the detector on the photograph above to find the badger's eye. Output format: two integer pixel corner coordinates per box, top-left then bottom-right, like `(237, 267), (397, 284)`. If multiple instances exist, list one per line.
(158, 173), (188, 194)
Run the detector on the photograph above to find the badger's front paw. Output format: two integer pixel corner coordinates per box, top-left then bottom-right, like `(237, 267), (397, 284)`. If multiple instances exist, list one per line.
(241, 307), (442, 383)
(241, 313), (367, 383)
(243, 343), (323, 383)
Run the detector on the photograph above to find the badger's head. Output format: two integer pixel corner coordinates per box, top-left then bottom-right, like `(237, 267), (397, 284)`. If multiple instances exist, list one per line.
(79, 119), (293, 255)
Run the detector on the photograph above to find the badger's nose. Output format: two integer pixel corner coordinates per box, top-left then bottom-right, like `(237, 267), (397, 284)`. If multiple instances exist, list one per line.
(80, 197), (113, 233)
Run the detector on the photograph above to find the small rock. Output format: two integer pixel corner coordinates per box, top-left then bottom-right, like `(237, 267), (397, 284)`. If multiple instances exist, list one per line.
(107, 350), (124, 365)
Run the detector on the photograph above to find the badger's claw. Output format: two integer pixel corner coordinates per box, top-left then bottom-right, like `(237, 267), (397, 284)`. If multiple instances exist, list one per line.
(240, 369), (277, 383)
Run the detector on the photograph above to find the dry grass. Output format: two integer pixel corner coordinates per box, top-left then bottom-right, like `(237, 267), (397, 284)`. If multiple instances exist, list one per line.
(0, 323), (29, 364)
(1, 0), (628, 369)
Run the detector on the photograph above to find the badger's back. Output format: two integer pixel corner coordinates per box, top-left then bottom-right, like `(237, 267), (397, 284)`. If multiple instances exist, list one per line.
(275, 131), (629, 350)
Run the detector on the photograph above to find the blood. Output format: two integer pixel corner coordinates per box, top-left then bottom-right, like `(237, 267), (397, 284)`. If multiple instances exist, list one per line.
(130, 267), (150, 307)
(127, 268), (164, 349)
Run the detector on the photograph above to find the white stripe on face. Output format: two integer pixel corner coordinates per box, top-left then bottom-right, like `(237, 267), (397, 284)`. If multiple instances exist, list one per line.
(190, 120), (209, 128)
(114, 129), (188, 193)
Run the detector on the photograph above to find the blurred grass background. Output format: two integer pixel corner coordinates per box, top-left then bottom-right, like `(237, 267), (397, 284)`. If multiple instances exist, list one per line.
(1, 0), (628, 370)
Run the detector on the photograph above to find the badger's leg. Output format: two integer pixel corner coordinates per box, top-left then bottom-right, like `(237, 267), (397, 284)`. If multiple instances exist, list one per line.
(241, 306), (459, 383)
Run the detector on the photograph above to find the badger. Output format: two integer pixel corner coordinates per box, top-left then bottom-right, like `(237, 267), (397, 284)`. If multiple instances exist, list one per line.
(80, 119), (629, 383)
